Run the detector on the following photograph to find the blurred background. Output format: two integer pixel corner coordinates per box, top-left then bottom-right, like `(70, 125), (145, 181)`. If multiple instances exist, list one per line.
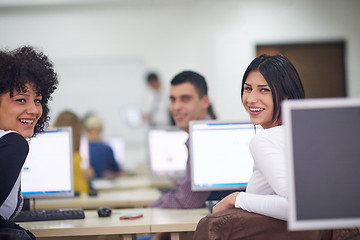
(1, 0), (359, 171)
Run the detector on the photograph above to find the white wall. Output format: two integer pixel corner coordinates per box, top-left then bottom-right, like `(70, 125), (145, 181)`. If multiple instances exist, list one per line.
(1, 0), (359, 168)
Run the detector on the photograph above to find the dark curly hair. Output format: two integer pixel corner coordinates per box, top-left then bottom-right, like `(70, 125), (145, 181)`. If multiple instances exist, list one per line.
(0, 46), (59, 136)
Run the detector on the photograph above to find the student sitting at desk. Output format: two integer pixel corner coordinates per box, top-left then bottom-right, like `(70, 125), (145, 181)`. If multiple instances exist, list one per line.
(137, 71), (214, 240)
(54, 110), (94, 194)
(151, 71), (213, 208)
(0, 46), (58, 239)
(83, 113), (123, 178)
(194, 54), (323, 239)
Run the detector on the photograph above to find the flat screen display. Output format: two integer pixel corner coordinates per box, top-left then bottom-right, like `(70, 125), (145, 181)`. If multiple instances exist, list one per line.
(283, 98), (360, 230)
(21, 127), (74, 199)
(190, 121), (261, 191)
(148, 127), (188, 178)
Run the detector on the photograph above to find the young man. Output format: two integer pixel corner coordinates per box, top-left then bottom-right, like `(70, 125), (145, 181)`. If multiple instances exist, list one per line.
(137, 71), (213, 240)
(150, 70), (212, 209)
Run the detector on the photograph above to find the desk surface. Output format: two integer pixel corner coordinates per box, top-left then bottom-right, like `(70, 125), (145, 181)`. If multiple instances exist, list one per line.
(20, 208), (152, 237)
(19, 208), (209, 238)
(151, 208), (209, 233)
(34, 188), (161, 210)
(91, 175), (176, 191)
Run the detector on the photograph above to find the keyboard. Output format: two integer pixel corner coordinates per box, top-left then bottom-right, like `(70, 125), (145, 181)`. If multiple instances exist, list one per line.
(13, 208), (85, 222)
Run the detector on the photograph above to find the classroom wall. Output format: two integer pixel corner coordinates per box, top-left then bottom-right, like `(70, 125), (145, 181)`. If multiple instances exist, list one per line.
(1, 0), (359, 169)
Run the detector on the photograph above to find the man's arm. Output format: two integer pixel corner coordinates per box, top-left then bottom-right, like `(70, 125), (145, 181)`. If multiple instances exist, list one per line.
(151, 160), (211, 209)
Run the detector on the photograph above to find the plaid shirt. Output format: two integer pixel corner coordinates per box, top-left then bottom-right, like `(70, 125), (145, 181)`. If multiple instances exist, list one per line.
(151, 115), (212, 209)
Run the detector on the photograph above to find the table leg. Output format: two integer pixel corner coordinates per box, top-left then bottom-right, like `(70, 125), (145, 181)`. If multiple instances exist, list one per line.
(170, 232), (180, 240)
(122, 234), (135, 240)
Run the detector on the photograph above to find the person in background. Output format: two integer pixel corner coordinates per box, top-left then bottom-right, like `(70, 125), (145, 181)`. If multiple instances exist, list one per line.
(142, 72), (171, 127)
(194, 54), (323, 239)
(0, 46), (58, 239)
(83, 113), (123, 178)
(54, 110), (94, 194)
(137, 70), (215, 240)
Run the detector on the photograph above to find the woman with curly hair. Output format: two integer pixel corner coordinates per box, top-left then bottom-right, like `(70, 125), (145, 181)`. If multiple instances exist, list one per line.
(0, 46), (58, 239)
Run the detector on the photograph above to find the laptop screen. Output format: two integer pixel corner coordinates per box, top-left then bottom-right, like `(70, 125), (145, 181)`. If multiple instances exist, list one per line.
(283, 98), (360, 230)
(148, 127), (188, 178)
(190, 121), (261, 191)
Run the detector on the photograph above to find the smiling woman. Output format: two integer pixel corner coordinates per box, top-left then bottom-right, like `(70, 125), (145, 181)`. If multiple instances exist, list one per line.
(193, 55), (316, 239)
(212, 54), (305, 220)
(0, 83), (43, 138)
(242, 71), (275, 129)
(0, 46), (58, 239)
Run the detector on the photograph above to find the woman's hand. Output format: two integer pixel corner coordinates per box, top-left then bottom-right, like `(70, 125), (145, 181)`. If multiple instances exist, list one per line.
(212, 192), (240, 214)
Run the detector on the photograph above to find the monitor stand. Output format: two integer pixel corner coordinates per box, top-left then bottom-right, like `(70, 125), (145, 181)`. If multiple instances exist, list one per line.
(21, 199), (37, 211)
(21, 199), (30, 211)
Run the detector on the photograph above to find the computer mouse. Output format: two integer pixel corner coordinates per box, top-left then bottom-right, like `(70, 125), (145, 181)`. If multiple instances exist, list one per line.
(88, 189), (98, 197)
(97, 207), (112, 217)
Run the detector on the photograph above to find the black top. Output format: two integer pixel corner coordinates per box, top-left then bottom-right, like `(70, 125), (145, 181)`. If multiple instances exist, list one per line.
(0, 131), (29, 220)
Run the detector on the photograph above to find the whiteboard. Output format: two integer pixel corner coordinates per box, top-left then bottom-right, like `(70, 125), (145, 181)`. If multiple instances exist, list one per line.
(49, 58), (147, 144)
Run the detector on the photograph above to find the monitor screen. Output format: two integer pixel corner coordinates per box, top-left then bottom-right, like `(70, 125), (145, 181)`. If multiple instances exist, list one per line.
(283, 98), (360, 231)
(21, 127), (74, 199)
(148, 127), (188, 178)
(190, 121), (262, 191)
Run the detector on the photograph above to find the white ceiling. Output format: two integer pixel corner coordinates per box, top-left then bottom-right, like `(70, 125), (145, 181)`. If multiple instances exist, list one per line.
(0, 0), (200, 8)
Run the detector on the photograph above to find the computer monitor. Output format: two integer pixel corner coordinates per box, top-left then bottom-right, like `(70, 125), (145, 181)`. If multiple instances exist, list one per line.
(283, 98), (360, 231)
(21, 127), (74, 199)
(147, 127), (188, 178)
(190, 120), (262, 191)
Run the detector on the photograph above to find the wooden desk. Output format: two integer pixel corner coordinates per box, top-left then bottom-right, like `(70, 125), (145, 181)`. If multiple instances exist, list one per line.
(34, 188), (161, 210)
(150, 208), (209, 240)
(19, 208), (209, 240)
(91, 175), (176, 191)
(20, 208), (151, 240)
